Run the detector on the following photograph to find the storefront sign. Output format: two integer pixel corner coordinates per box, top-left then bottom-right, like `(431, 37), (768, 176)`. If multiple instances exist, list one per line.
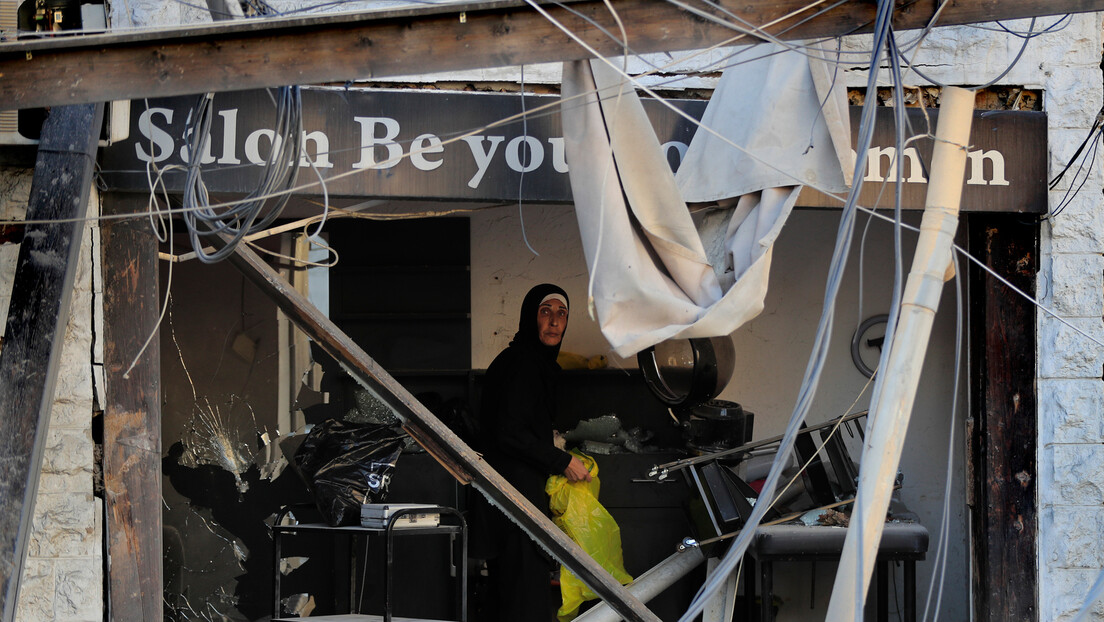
(99, 88), (1046, 212)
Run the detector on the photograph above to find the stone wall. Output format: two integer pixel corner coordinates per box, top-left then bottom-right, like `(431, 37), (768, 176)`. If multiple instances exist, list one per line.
(1035, 14), (1104, 622)
(0, 168), (102, 621)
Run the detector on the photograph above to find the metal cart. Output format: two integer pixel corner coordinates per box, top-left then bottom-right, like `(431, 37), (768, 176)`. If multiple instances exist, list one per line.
(272, 504), (467, 622)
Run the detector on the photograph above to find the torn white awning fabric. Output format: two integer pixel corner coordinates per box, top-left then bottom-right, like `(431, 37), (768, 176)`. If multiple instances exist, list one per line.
(560, 43), (853, 357)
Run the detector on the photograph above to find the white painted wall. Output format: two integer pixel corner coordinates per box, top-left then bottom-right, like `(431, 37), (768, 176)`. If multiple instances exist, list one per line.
(471, 203), (970, 620)
(0, 169), (102, 621)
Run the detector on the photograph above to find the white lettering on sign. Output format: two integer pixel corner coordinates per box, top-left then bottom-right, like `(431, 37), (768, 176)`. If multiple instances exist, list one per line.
(135, 107), (175, 163)
(217, 109), (241, 165)
(966, 150), (1009, 186)
(127, 102), (696, 194)
(506, 136), (544, 173)
(548, 137), (569, 173)
(410, 133), (444, 171)
(855, 145), (1010, 187)
(301, 130), (334, 169)
(462, 136), (506, 188)
(179, 113), (216, 165)
(661, 140), (688, 170)
(245, 129), (281, 166)
(863, 146), (927, 183)
(352, 117), (402, 170)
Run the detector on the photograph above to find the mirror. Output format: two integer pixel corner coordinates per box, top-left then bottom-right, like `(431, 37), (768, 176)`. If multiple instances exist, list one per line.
(637, 336), (735, 408)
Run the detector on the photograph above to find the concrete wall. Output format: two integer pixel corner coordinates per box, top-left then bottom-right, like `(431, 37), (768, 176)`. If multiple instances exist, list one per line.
(0, 168), (102, 621)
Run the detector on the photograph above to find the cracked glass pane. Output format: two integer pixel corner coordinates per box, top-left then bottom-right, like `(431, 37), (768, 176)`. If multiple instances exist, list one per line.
(161, 239), (324, 621)
(160, 228), (465, 621)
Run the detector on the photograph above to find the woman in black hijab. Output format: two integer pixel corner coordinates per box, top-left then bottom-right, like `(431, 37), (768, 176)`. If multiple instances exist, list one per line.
(478, 283), (590, 621)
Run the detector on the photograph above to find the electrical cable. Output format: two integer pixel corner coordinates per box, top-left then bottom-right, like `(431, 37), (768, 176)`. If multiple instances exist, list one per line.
(976, 18), (1037, 89)
(89, 6), (871, 218)
(1046, 107), (1104, 219)
(676, 2), (898, 617)
(900, 17), (1039, 89)
(1071, 567), (1104, 622)
(1049, 135), (1101, 219)
(920, 248), (963, 622)
(987, 14), (1071, 37)
(517, 64), (539, 256)
(852, 203), (1104, 351)
(841, 22), (910, 620)
(118, 102), (183, 379)
(180, 85), (303, 263)
(1050, 112), (1104, 190)
(121, 189), (176, 379)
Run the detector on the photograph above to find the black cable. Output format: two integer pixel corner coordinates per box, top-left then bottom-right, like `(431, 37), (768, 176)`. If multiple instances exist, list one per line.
(1049, 129), (1101, 219)
(1049, 111), (1104, 190)
(181, 86), (303, 263)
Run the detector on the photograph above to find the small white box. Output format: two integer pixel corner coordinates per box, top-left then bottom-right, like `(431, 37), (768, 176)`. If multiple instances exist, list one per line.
(361, 504), (441, 529)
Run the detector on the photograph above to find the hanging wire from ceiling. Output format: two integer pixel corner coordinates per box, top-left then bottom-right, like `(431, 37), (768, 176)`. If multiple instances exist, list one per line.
(178, 87), (303, 262)
(85, 0), (875, 219)
(896, 16), (1061, 89)
(516, 64), (540, 257)
(8, 0), (1093, 350)
(920, 249), (964, 622)
(856, 204), (1104, 350)
(675, 0), (899, 618)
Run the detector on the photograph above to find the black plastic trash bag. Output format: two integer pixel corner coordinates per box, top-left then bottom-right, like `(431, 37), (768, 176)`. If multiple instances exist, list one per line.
(293, 419), (407, 526)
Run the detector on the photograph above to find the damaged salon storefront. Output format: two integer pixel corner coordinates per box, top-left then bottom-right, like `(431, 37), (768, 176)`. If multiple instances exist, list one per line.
(96, 82), (1045, 621)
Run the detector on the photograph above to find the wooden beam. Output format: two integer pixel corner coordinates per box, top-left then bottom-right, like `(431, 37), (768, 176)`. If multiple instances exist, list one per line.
(217, 238), (661, 622)
(1, 0), (1102, 110)
(966, 213), (1038, 621)
(0, 103), (103, 622)
(101, 194), (163, 622)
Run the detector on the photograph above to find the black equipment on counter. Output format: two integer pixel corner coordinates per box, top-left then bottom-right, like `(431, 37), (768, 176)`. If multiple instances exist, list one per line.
(637, 336), (753, 452)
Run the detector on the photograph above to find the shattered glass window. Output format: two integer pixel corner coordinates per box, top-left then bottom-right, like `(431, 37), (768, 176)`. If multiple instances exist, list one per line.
(160, 223), (472, 621)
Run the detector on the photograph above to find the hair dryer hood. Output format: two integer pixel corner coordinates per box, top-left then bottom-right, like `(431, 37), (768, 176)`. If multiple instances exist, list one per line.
(637, 336), (736, 409)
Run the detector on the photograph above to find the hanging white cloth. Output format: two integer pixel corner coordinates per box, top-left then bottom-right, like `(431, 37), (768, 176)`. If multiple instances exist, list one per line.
(560, 43), (852, 358)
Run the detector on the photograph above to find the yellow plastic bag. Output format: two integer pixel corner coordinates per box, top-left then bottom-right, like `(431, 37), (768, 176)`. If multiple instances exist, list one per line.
(546, 451), (632, 621)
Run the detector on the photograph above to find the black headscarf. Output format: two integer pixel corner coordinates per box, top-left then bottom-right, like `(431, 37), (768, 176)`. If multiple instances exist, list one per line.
(510, 283), (569, 361)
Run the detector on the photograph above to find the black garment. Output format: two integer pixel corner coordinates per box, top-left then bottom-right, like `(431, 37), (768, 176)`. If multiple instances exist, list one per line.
(476, 283), (573, 622)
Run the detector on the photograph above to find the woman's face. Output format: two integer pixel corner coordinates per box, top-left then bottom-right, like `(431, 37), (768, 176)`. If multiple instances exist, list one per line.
(536, 299), (569, 347)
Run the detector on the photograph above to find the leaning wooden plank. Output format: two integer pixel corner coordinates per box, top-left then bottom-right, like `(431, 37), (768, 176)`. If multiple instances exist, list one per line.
(0, 103), (104, 622)
(101, 193), (164, 622)
(2, 0), (1104, 110)
(967, 213), (1038, 620)
(220, 240), (660, 622)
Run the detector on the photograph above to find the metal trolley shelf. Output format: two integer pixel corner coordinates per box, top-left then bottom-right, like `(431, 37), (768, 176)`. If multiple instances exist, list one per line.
(272, 505), (467, 622)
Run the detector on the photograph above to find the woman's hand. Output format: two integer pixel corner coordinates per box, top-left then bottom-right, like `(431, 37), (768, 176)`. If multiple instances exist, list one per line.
(564, 456), (593, 482)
